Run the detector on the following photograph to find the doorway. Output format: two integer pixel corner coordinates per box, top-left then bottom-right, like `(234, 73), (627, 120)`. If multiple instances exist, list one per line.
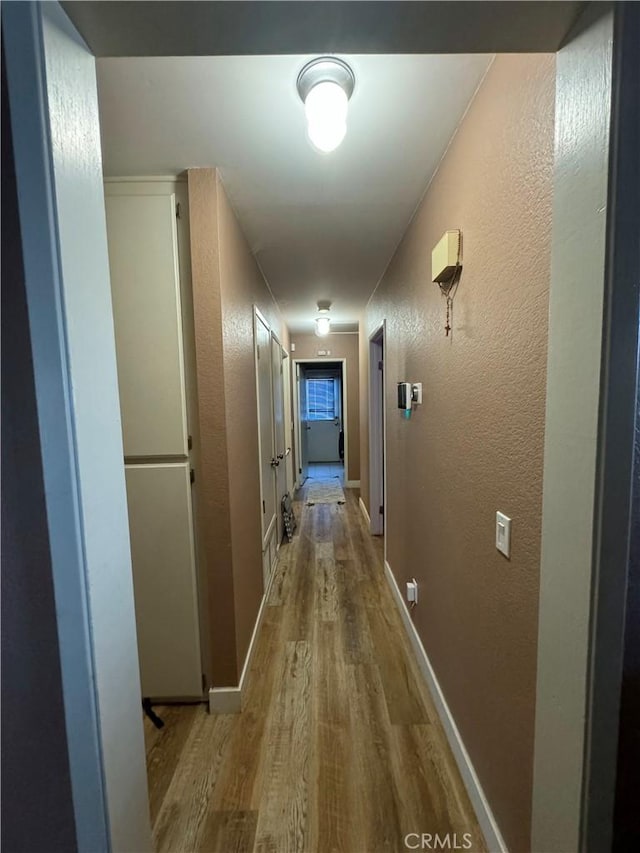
(293, 359), (347, 488)
(4, 4), (635, 851)
(369, 323), (386, 539)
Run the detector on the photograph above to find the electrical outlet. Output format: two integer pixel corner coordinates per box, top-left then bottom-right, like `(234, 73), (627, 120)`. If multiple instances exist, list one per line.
(496, 511), (511, 558)
(406, 578), (418, 606)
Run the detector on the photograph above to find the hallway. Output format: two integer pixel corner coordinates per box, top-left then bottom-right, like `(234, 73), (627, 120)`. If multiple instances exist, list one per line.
(306, 462), (345, 484)
(144, 486), (483, 852)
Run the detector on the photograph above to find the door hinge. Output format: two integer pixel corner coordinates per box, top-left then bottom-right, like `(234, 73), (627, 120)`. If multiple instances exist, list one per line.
(379, 505), (384, 516)
(257, 345), (260, 359)
(190, 468), (195, 484)
(176, 202), (181, 219)
(201, 673), (207, 693)
(262, 500), (266, 514)
(299, 467), (302, 474)
(188, 434), (193, 451)
(378, 360), (384, 371)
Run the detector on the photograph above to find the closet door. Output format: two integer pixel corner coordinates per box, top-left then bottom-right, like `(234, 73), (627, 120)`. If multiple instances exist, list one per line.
(255, 311), (276, 551)
(105, 183), (202, 699)
(271, 334), (286, 543)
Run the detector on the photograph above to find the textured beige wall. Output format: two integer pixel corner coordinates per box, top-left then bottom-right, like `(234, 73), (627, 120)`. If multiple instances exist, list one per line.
(188, 168), (288, 686)
(188, 170), (237, 685)
(361, 55), (555, 851)
(289, 333), (360, 483)
(216, 174), (289, 676)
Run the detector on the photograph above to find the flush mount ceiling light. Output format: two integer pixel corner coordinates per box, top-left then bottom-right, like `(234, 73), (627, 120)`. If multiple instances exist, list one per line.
(315, 300), (332, 336)
(297, 57), (355, 153)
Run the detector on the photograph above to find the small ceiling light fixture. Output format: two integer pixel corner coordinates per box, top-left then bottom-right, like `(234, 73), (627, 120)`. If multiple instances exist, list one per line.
(297, 57), (355, 153)
(315, 300), (332, 336)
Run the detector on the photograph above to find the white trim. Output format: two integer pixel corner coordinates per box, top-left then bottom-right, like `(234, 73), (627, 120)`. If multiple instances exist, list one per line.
(292, 357), (349, 485)
(104, 175), (186, 183)
(208, 686), (242, 714)
(345, 479), (361, 488)
(254, 304), (270, 332)
(359, 496), (371, 526)
(208, 557), (277, 714)
(383, 559), (507, 853)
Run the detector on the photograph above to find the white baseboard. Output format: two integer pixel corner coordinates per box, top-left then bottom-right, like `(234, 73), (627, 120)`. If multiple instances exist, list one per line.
(209, 557), (277, 715)
(359, 496), (371, 526)
(345, 479), (361, 489)
(208, 686), (242, 714)
(383, 560), (508, 853)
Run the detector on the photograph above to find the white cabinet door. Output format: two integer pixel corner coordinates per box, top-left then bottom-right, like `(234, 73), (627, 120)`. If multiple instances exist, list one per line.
(106, 184), (202, 700)
(125, 463), (202, 698)
(105, 193), (188, 458)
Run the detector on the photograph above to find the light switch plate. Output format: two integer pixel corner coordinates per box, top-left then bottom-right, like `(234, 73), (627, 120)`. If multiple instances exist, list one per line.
(496, 512), (511, 558)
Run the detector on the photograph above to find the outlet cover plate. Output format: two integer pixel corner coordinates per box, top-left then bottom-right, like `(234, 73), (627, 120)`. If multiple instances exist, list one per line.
(496, 511), (511, 558)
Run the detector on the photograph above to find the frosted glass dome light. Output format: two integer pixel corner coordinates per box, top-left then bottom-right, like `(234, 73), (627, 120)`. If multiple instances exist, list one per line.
(305, 82), (348, 153)
(297, 57), (355, 155)
(315, 316), (331, 336)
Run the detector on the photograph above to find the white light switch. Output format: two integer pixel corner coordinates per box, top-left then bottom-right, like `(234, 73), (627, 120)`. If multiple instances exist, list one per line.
(496, 512), (511, 558)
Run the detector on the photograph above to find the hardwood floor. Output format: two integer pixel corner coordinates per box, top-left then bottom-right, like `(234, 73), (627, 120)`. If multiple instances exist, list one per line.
(144, 487), (485, 853)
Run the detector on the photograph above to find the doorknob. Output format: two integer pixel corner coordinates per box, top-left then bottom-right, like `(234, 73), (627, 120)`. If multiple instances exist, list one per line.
(277, 453), (284, 460)
(270, 458), (280, 467)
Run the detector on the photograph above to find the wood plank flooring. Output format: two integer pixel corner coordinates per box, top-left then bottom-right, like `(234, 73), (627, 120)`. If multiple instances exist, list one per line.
(144, 486), (486, 853)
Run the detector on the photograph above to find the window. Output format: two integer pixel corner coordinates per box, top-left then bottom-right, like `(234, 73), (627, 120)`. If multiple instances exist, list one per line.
(306, 378), (338, 421)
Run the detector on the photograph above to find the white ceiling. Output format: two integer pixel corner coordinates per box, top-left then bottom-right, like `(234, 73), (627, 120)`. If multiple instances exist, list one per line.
(97, 54), (491, 333)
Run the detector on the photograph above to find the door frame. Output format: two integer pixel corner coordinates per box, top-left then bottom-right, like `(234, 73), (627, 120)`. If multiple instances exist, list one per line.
(580, 5), (640, 848)
(292, 357), (348, 489)
(368, 322), (387, 541)
(5, 3), (635, 851)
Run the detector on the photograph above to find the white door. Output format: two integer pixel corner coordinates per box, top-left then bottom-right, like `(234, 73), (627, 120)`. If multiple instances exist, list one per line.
(297, 364), (309, 484)
(306, 374), (341, 462)
(105, 187), (202, 699)
(307, 419), (341, 461)
(282, 353), (295, 495)
(271, 335), (286, 542)
(255, 313), (276, 550)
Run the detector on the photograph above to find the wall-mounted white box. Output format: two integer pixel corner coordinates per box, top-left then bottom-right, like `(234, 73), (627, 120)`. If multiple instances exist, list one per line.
(432, 230), (461, 283)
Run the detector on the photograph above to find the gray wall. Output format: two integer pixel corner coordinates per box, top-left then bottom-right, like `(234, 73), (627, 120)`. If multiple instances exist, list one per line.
(1, 49), (77, 853)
